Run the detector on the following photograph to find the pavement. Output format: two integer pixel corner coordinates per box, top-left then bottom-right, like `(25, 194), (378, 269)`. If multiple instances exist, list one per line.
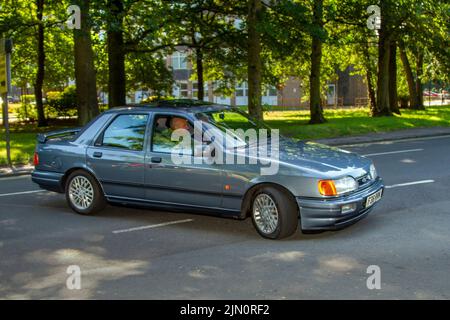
(0, 164), (34, 177)
(0, 134), (449, 299)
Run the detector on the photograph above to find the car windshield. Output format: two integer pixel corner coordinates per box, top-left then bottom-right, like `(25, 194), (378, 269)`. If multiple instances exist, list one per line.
(195, 109), (272, 148)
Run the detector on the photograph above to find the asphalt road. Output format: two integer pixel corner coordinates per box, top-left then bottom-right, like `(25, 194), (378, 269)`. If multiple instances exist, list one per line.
(0, 135), (449, 299)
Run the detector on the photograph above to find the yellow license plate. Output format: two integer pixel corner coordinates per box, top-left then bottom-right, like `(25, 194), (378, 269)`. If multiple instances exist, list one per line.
(366, 189), (383, 208)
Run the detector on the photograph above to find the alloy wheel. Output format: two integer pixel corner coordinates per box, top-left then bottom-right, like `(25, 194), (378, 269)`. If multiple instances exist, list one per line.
(253, 193), (279, 235)
(68, 176), (94, 210)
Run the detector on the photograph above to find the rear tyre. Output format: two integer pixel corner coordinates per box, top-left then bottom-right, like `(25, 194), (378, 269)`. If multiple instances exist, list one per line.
(65, 170), (106, 215)
(251, 186), (298, 239)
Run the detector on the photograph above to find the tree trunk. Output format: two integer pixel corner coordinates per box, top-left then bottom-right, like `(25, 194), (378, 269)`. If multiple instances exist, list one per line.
(389, 41), (400, 114)
(196, 47), (204, 101)
(362, 39), (377, 113)
(309, 0), (326, 124)
(107, 0), (126, 108)
(399, 43), (420, 109)
(247, 0), (263, 121)
(74, 0), (99, 125)
(374, 4), (392, 117)
(415, 50), (424, 109)
(366, 71), (377, 113)
(35, 0), (47, 127)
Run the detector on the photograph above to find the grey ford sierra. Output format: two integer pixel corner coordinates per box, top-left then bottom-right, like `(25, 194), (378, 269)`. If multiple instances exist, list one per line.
(32, 99), (384, 239)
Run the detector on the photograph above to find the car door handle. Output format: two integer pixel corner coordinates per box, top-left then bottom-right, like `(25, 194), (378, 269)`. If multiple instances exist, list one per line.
(93, 151), (103, 158)
(151, 157), (162, 163)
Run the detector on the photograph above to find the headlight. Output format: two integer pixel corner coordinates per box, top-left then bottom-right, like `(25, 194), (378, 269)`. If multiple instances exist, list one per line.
(334, 176), (359, 194)
(318, 176), (358, 196)
(370, 164), (378, 180)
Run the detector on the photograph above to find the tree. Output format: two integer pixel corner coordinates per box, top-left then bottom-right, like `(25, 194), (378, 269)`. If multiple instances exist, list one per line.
(106, 0), (126, 107)
(398, 41), (421, 109)
(247, 0), (263, 121)
(373, 0), (392, 116)
(73, 0), (99, 125)
(373, 0), (449, 114)
(35, 0), (48, 126)
(389, 41), (400, 114)
(159, 1), (244, 102)
(1, 0), (74, 122)
(362, 38), (377, 113)
(396, 0), (449, 110)
(309, 0), (326, 124)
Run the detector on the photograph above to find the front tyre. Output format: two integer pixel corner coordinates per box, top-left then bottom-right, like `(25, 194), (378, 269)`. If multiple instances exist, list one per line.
(65, 170), (106, 215)
(251, 186), (298, 239)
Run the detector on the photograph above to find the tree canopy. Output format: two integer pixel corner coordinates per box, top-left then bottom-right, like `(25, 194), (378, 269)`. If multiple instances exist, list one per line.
(0, 0), (448, 125)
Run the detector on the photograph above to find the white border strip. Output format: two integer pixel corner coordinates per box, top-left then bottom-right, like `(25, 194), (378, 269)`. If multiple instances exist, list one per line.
(385, 180), (435, 189)
(113, 219), (194, 234)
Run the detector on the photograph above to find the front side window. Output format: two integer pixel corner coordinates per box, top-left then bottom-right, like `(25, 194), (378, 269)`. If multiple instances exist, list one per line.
(152, 115), (194, 154)
(102, 114), (148, 151)
(196, 109), (271, 148)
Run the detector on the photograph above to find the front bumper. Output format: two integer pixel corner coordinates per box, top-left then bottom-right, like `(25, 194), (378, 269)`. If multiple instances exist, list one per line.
(31, 169), (65, 193)
(297, 178), (384, 230)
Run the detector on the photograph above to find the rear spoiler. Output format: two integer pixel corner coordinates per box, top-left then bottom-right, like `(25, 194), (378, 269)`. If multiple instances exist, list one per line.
(37, 128), (82, 144)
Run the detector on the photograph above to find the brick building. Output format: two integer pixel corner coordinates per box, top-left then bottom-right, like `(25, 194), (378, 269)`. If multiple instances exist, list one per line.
(132, 50), (369, 108)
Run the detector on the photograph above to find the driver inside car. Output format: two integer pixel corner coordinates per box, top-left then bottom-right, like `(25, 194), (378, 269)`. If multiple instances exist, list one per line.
(152, 116), (194, 153)
(170, 117), (192, 133)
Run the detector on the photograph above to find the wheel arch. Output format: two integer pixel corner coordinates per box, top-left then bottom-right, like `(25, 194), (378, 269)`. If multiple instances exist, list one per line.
(62, 166), (104, 195)
(239, 182), (299, 219)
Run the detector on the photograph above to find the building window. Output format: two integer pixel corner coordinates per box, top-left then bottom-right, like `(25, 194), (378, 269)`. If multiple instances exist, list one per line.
(192, 82), (198, 98)
(192, 82), (208, 98)
(171, 51), (187, 70)
(236, 82), (248, 97)
(266, 86), (277, 97)
(175, 81), (188, 97)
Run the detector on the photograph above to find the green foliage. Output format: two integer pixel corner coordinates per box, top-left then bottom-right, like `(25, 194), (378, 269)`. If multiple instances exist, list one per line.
(140, 95), (175, 103)
(126, 52), (174, 96)
(1, 0), (449, 124)
(45, 86), (78, 118)
(16, 95), (37, 122)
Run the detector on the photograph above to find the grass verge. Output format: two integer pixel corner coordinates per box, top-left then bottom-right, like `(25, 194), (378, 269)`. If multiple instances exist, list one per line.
(1, 105), (449, 165)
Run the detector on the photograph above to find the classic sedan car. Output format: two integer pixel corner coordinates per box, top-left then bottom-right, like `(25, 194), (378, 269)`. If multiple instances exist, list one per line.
(32, 99), (384, 239)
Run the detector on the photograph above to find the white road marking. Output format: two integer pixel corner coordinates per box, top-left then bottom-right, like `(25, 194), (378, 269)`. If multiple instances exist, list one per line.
(362, 149), (423, 157)
(112, 219), (194, 234)
(385, 180), (435, 189)
(341, 134), (450, 147)
(0, 190), (47, 197)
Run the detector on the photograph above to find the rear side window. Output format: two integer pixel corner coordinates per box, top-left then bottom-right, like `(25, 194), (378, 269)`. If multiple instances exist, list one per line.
(102, 114), (148, 151)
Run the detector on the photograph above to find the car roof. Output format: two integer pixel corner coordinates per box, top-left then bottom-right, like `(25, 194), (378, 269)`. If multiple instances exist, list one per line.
(104, 99), (234, 115)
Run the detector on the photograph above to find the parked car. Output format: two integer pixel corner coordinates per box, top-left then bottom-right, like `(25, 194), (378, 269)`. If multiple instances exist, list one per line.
(6, 96), (19, 103)
(31, 99), (384, 239)
(423, 90), (439, 97)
